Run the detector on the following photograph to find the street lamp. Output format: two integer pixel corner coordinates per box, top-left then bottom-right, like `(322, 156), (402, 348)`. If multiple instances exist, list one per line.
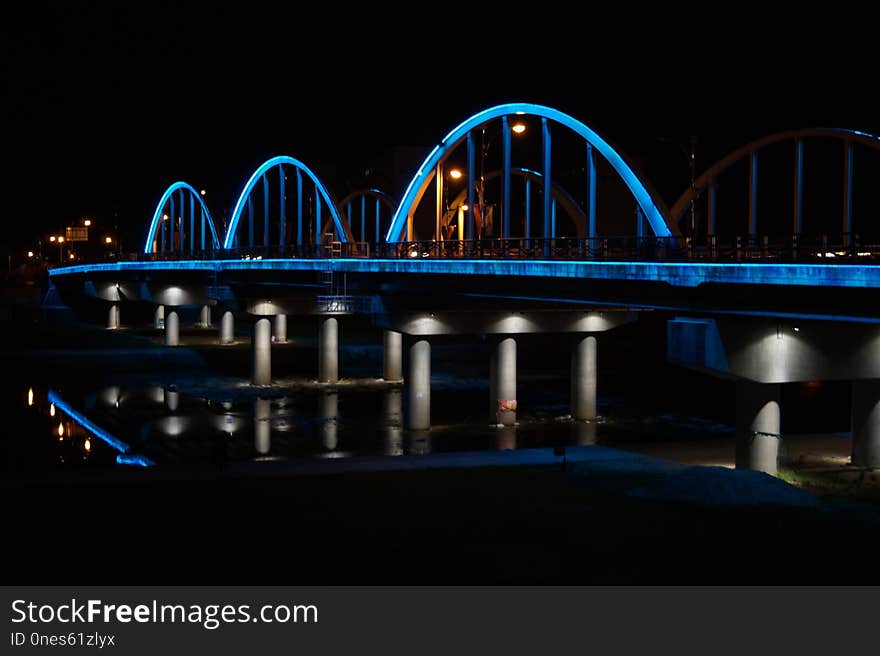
(83, 219), (92, 227)
(449, 169), (463, 180)
(57, 236), (65, 262)
(105, 236), (113, 244)
(511, 123), (527, 134)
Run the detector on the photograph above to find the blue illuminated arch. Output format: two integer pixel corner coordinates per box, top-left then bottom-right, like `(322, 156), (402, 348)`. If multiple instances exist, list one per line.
(223, 155), (351, 249)
(144, 182), (221, 254)
(386, 102), (674, 242)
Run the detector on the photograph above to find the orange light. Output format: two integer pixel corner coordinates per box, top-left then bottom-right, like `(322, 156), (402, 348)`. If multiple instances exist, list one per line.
(57, 236), (65, 243)
(27, 387), (34, 406)
(83, 219), (92, 227)
(511, 123), (527, 134)
(50, 403), (56, 417)
(449, 169), (463, 180)
(49, 236), (56, 242)
(57, 422), (64, 437)
(105, 237), (112, 244)
(461, 204), (470, 211)
(68, 253), (75, 260)
(27, 250), (34, 258)
(163, 214), (169, 220)
(200, 189), (206, 196)
(84, 438), (91, 452)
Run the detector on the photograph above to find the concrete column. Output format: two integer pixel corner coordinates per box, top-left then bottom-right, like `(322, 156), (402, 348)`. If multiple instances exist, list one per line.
(198, 304), (212, 327)
(164, 309), (179, 346)
(220, 310), (234, 344)
(107, 304), (119, 329)
(318, 317), (339, 383)
(274, 314), (287, 343)
(254, 398), (271, 455)
(383, 330), (403, 381)
(320, 391), (338, 451)
(851, 380), (880, 468)
(491, 337), (517, 426)
(253, 317), (272, 385)
(571, 335), (597, 421)
(154, 304), (165, 329)
(735, 381), (781, 474)
(407, 339), (431, 431)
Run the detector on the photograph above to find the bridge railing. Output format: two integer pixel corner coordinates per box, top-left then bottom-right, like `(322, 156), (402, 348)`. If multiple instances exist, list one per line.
(60, 234), (880, 266)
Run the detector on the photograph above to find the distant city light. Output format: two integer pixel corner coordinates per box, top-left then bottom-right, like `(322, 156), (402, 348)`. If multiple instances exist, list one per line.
(27, 388), (34, 407)
(449, 169), (463, 180)
(57, 236), (64, 243)
(27, 250), (34, 258)
(50, 403), (56, 417)
(200, 189), (206, 196)
(84, 438), (91, 452)
(461, 204), (470, 211)
(105, 237), (112, 244)
(83, 219), (92, 227)
(68, 253), (75, 260)
(511, 123), (527, 134)
(163, 214), (169, 220)
(49, 236), (56, 242)
(57, 423), (64, 437)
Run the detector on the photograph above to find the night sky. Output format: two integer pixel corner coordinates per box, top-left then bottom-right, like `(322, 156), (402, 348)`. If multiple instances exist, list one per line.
(3, 5), (877, 253)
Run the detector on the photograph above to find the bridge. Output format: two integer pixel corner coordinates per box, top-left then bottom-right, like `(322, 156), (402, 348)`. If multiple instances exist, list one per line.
(47, 102), (880, 476)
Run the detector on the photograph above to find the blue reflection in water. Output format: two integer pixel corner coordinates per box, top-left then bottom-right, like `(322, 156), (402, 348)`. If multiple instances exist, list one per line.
(47, 389), (155, 467)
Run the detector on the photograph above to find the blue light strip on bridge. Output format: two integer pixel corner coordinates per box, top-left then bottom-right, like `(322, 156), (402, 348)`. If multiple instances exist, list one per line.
(47, 390), (155, 467)
(49, 258), (880, 290)
(144, 182), (220, 254)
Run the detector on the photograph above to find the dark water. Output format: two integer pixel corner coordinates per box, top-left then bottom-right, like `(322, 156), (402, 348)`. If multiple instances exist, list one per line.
(1, 309), (854, 474)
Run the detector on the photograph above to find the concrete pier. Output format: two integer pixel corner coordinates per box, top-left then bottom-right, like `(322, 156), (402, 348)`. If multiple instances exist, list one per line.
(164, 309), (179, 346)
(198, 304), (212, 327)
(735, 381), (781, 474)
(407, 339), (431, 431)
(220, 310), (234, 344)
(490, 337), (517, 426)
(274, 314), (287, 343)
(253, 317), (272, 385)
(571, 335), (597, 421)
(154, 304), (164, 329)
(383, 330), (403, 381)
(851, 379), (880, 468)
(318, 317), (339, 383)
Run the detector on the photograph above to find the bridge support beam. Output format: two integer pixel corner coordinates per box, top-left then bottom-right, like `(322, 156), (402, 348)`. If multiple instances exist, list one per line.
(107, 304), (120, 330)
(851, 380), (880, 468)
(220, 310), (234, 345)
(407, 339), (431, 431)
(254, 397), (271, 455)
(253, 317), (272, 385)
(274, 314), (287, 344)
(164, 386), (179, 413)
(154, 304), (164, 329)
(383, 330), (403, 381)
(318, 317), (339, 383)
(571, 335), (597, 421)
(164, 309), (179, 346)
(735, 381), (780, 474)
(197, 304), (212, 328)
(489, 337), (517, 426)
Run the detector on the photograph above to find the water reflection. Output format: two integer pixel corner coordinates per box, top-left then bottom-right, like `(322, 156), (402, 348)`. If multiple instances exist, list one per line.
(254, 398), (271, 455)
(382, 389), (403, 456)
(495, 426), (517, 450)
(320, 391), (338, 451)
(405, 430), (431, 455)
(572, 420), (597, 445)
(164, 386), (179, 412)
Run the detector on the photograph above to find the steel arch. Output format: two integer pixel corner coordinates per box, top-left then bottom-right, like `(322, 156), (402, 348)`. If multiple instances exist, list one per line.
(385, 102), (674, 242)
(223, 155), (352, 249)
(144, 181), (220, 254)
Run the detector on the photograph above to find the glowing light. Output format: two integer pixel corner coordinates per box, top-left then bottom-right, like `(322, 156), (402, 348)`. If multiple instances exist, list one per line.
(144, 182), (220, 253)
(27, 387), (34, 406)
(49, 236), (56, 242)
(449, 169), (463, 180)
(84, 438), (91, 452)
(223, 156), (349, 249)
(793, 327), (800, 332)
(57, 422), (64, 437)
(57, 236), (64, 243)
(387, 103), (672, 241)
(68, 253), (75, 260)
(83, 219), (92, 227)
(105, 236), (112, 244)
(515, 111), (526, 115)
(50, 403), (55, 417)
(27, 250), (34, 258)
(200, 189), (206, 196)
(461, 204), (470, 211)
(511, 123), (527, 134)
